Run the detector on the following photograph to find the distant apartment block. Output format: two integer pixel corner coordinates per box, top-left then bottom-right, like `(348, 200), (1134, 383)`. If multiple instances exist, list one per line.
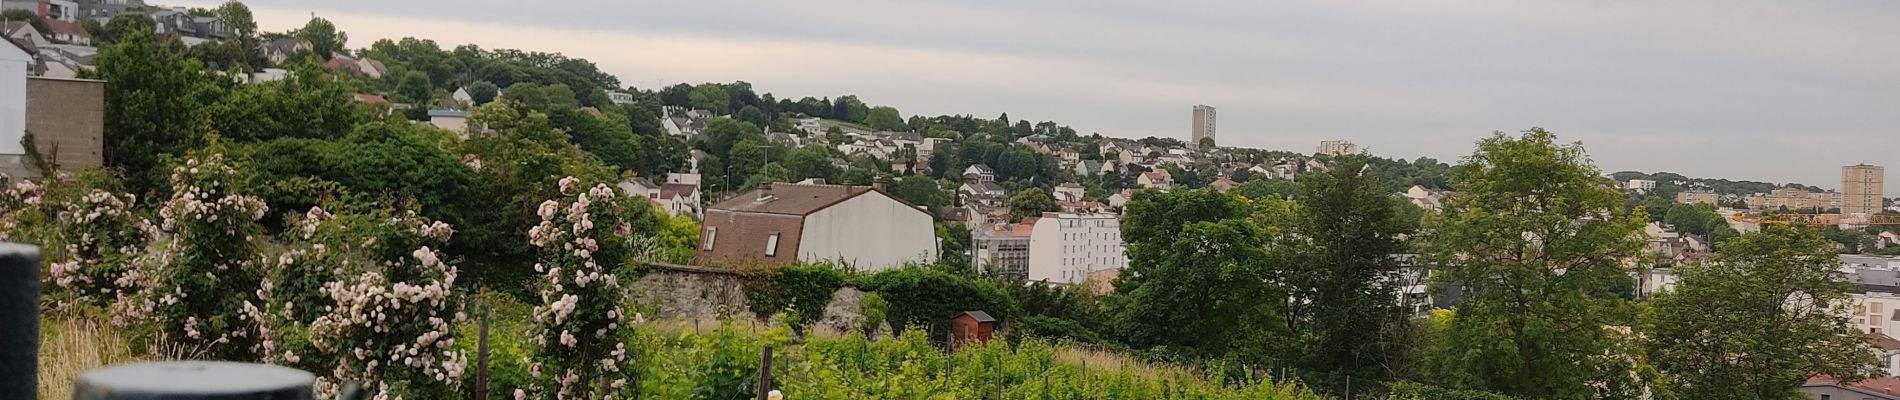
(1623, 179), (1656, 192)
(1027, 213), (1126, 284)
(1846, 164), (1885, 216)
(1675, 191), (1717, 205)
(1190, 104), (1215, 149)
(1317, 140), (1357, 156)
(974, 222), (1033, 279)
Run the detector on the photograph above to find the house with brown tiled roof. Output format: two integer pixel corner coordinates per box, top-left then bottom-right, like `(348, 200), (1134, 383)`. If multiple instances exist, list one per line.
(697, 181), (935, 271)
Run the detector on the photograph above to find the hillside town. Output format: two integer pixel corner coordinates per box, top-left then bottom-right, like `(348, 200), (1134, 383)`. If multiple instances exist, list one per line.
(3, 1), (1900, 399)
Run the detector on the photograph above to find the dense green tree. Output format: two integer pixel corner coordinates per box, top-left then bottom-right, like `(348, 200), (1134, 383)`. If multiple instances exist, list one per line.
(215, 1), (256, 38)
(97, 14), (155, 44)
(725, 139), (773, 188)
(783, 146), (837, 182)
(1645, 224), (1878, 399)
(736, 105), (767, 126)
(689, 84), (731, 115)
(397, 71), (433, 103)
(1661, 202), (1738, 246)
(464, 80), (500, 105)
(294, 17), (347, 59)
(888, 176), (950, 214)
(834, 95), (869, 122)
(207, 62), (365, 142)
(1287, 155), (1416, 392)
(1006, 187), (1058, 222)
(865, 106), (906, 131)
(1421, 129), (1646, 399)
(91, 24), (212, 195)
(1110, 190), (1287, 358)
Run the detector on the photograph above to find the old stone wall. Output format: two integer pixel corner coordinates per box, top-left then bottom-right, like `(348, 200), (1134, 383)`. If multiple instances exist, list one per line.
(628, 262), (750, 322)
(627, 263), (881, 335)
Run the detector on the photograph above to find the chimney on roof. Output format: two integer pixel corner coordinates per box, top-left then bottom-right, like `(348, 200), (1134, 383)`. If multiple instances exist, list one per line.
(872, 175), (887, 191)
(757, 183), (775, 202)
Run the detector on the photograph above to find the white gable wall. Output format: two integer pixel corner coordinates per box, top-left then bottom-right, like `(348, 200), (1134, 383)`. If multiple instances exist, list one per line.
(799, 192), (936, 271)
(0, 42), (29, 155)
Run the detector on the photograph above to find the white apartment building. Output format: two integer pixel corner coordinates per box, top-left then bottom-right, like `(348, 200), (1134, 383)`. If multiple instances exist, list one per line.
(1027, 213), (1126, 284)
(1624, 179), (1656, 192)
(1317, 140), (1357, 156)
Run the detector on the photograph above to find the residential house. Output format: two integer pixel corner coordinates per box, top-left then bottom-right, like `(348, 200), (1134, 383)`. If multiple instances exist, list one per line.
(1106, 191), (1133, 209)
(697, 182), (936, 271)
(42, 18), (87, 45)
(1402, 185), (1443, 211)
(607, 90), (634, 105)
(1074, 160), (1106, 177)
(1643, 222), (1709, 266)
(1053, 183), (1086, 202)
(1304, 158), (1329, 173)
(1802, 376), (1900, 400)
(1137, 170), (1171, 190)
(1209, 177), (1238, 192)
(188, 15), (225, 39)
(973, 221), (1033, 279)
(958, 181), (1007, 207)
(963, 164), (996, 183)
(263, 38), (310, 65)
(1056, 199), (1106, 213)
(451, 86), (472, 104)
(1027, 213), (1126, 284)
(428, 109), (470, 137)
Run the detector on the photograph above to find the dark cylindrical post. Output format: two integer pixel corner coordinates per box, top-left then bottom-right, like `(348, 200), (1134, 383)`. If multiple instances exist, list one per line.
(756, 344), (774, 400)
(73, 361), (315, 400)
(0, 243), (39, 400)
(475, 304), (490, 400)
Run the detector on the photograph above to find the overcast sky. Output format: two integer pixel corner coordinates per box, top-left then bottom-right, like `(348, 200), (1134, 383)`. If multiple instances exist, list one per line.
(178, 0), (1900, 190)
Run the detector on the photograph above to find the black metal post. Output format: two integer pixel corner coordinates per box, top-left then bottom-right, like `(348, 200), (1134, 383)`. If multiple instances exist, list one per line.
(0, 243), (39, 400)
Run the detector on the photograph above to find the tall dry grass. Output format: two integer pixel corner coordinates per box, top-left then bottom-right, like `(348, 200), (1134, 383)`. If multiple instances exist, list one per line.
(38, 314), (136, 400)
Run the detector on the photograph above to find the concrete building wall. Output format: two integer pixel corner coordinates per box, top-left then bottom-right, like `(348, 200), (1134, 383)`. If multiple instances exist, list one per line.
(24, 77), (104, 168)
(799, 192), (936, 271)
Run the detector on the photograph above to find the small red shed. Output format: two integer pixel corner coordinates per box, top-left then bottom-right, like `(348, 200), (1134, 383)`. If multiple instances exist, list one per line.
(950, 310), (996, 346)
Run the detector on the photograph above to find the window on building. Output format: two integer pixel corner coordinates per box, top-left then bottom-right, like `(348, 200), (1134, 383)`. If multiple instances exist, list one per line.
(765, 232), (780, 257)
(703, 228), (717, 250)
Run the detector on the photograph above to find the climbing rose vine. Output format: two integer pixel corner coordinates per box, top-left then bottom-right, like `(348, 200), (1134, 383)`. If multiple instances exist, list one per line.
(134, 152), (271, 360)
(261, 206), (469, 399)
(523, 177), (643, 399)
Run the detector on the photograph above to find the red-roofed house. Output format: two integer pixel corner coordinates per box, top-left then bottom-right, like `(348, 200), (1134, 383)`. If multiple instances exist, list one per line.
(1137, 170), (1171, 190)
(1805, 375), (1900, 400)
(697, 182), (935, 270)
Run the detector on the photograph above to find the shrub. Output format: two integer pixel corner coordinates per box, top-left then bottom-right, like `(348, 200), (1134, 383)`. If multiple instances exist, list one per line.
(1386, 381), (1521, 400)
(744, 262), (847, 326)
(1012, 315), (1106, 344)
(856, 266), (1016, 342)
